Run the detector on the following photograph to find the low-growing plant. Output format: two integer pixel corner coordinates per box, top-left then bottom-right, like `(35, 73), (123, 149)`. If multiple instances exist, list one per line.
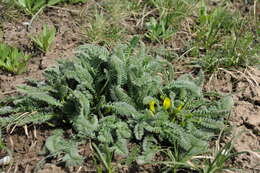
(191, 0), (260, 72)
(30, 24), (56, 53)
(101, 0), (133, 24)
(15, 0), (62, 15)
(157, 138), (245, 173)
(145, 0), (197, 42)
(85, 0), (137, 46)
(155, 145), (199, 173)
(197, 1), (235, 49)
(0, 43), (233, 167)
(200, 139), (245, 173)
(145, 16), (175, 42)
(15, 0), (87, 15)
(0, 43), (31, 74)
(194, 31), (259, 72)
(85, 10), (123, 46)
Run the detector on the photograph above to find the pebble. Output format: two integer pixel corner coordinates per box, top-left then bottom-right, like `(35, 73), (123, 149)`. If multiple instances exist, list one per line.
(0, 156), (11, 166)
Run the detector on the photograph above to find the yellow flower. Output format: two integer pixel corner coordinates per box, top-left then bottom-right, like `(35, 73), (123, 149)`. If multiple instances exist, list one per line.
(149, 100), (156, 113)
(177, 103), (184, 111)
(163, 97), (171, 110)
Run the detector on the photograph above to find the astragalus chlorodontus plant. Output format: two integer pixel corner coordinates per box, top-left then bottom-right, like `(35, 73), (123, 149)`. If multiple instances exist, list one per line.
(0, 42), (233, 167)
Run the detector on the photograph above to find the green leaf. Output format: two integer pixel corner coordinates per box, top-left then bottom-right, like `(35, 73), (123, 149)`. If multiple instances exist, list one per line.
(134, 123), (144, 140)
(0, 106), (14, 115)
(165, 79), (202, 97)
(63, 147), (84, 167)
(17, 85), (62, 107)
(112, 138), (129, 156)
(109, 102), (139, 118)
(72, 114), (98, 137)
(45, 129), (66, 154)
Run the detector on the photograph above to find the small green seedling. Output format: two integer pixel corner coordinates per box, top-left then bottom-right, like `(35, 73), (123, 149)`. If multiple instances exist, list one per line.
(15, 0), (62, 15)
(145, 17), (175, 42)
(30, 24), (56, 53)
(86, 12), (122, 46)
(15, 0), (46, 15)
(146, 0), (196, 43)
(201, 140), (246, 173)
(92, 143), (115, 173)
(0, 43), (31, 74)
(157, 140), (246, 173)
